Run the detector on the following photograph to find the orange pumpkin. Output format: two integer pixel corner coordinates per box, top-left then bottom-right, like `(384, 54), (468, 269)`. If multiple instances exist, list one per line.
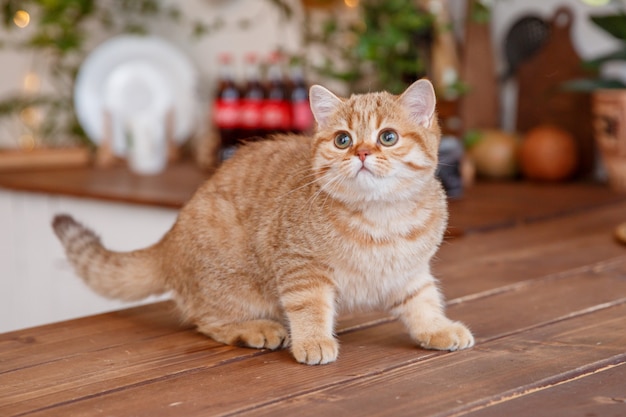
(519, 125), (578, 181)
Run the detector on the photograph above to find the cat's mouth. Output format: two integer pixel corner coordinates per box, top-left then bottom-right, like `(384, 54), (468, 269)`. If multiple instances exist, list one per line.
(356, 164), (384, 181)
(357, 165), (374, 177)
(352, 159), (384, 180)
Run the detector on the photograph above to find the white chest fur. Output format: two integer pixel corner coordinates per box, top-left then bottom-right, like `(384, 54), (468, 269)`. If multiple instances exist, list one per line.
(325, 201), (441, 312)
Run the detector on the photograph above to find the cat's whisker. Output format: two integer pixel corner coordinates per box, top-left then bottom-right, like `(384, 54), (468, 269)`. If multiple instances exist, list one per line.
(304, 171), (343, 212)
(317, 172), (348, 213)
(278, 165), (334, 199)
(300, 169), (346, 216)
(323, 174), (344, 204)
(279, 177), (321, 198)
(280, 175), (327, 200)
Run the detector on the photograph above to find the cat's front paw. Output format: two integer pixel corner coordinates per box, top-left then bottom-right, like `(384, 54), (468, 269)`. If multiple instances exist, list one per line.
(417, 321), (474, 351)
(291, 337), (339, 365)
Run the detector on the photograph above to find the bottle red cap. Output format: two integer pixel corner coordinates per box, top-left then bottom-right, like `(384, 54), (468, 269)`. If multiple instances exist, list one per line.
(218, 53), (233, 64)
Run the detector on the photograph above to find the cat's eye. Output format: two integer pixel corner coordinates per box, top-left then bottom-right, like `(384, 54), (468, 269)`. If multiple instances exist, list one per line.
(378, 129), (399, 147)
(334, 132), (352, 149)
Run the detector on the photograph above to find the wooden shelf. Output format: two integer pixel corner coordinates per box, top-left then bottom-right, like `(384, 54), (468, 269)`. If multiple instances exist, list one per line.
(0, 160), (210, 208)
(0, 148), (91, 172)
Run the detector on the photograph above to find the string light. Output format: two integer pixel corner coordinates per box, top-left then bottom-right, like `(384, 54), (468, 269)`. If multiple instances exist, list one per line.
(344, 0), (359, 8)
(18, 134), (36, 151)
(13, 10), (30, 28)
(20, 107), (41, 126)
(22, 72), (40, 93)
(580, 0), (610, 5)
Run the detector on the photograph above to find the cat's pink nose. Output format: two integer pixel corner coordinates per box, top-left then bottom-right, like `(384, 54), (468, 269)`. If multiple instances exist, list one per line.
(357, 149), (370, 162)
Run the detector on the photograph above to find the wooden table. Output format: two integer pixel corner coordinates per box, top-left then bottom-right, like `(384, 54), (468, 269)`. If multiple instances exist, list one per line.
(1, 171), (626, 416)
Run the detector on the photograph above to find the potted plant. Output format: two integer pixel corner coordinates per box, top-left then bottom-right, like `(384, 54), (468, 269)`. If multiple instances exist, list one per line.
(302, 0), (435, 95)
(565, 10), (626, 191)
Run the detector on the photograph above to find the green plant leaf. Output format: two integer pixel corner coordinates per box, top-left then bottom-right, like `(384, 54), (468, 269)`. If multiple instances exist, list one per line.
(265, 0), (293, 20)
(463, 130), (483, 149)
(591, 14), (626, 41)
(470, 1), (491, 24)
(562, 78), (626, 92)
(584, 47), (626, 70)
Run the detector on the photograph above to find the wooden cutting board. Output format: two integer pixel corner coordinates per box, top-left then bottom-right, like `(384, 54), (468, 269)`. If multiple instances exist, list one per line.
(459, 0), (499, 131)
(515, 6), (594, 177)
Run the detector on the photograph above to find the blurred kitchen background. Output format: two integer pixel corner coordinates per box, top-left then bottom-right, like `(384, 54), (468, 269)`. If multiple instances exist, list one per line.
(1, 0), (624, 155)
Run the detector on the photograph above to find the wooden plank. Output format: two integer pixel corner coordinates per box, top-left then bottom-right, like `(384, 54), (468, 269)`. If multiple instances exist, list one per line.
(3, 254), (625, 417)
(454, 257), (626, 341)
(448, 182), (625, 234)
(246, 305), (626, 417)
(460, 362), (626, 417)
(11, 301), (626, 417)
(437, 202), (626, 299)
(1, 186), (625, 416)
(0, 331), (263, 414)
(0, 302), (184, 371)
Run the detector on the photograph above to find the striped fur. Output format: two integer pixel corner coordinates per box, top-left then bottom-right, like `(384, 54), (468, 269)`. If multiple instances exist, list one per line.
(52, 79), (473, 365)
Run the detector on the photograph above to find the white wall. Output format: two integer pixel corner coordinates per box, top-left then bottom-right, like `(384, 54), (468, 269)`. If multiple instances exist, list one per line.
(0, 190), (177, 332)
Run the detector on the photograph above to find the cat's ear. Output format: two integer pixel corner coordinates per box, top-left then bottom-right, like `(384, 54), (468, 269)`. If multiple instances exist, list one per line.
(309, 85), (342, 128)
(399, 79), (437, 128)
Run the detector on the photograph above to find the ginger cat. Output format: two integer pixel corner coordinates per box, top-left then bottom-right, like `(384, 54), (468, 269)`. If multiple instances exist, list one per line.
(52, 79), (474, 365)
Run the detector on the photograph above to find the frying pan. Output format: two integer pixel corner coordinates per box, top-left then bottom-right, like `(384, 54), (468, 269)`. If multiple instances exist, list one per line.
(502, 15), (550, 80)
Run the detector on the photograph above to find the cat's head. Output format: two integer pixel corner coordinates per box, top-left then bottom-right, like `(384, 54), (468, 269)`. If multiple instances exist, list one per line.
(309, 79), (441, 203)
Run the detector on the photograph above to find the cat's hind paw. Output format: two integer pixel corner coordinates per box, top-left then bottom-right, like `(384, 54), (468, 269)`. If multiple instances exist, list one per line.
(291, 337), (339, 365)
(233, 320), (290, 350)
(199, 319), (289, 350)
(417, 321), (474, 352)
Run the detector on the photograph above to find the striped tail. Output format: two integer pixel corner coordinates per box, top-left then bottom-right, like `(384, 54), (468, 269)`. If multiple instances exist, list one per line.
(52, 214), (166, 301)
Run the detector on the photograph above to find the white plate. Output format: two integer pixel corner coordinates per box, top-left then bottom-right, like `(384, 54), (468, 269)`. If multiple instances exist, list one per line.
(74, 35), (198, 156)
